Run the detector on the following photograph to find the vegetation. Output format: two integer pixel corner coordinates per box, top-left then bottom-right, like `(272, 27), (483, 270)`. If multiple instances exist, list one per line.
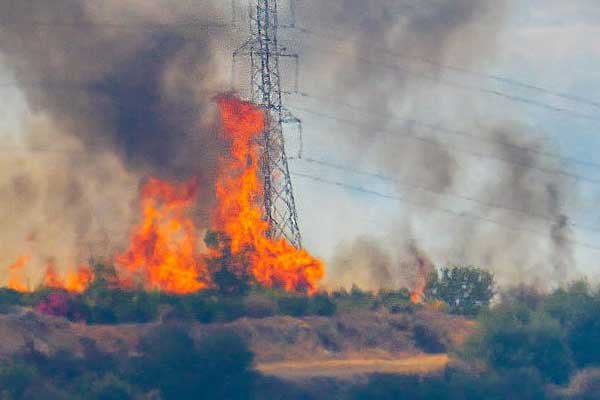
(426, 265), (495, 316)
(0, 264), (500, 325)
(2, 265), (600, 398)
(0, 325), (255, 400)
(336, 280), (600, 399)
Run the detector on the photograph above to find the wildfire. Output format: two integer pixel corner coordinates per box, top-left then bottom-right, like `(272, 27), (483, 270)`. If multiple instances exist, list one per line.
(43, 261), (94, 293)
(7, 255), (30, 292)
(214, 96), (324, 293)
(115, 178), (207, 294)
(5, 256), (93, 293)
(410, 257), (431, 304)
(3, 95), (324, 295)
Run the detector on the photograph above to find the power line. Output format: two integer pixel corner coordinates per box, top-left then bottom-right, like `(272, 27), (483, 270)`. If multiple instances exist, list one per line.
(291, 91), (600, 170)
(295, 24), (600, 112)
(294, 156), (600, 234)
(297, 42), (600, 124)
(290, 104), (600, 186)
(291, 171), (600, 253)
(1, 79), (598, 185)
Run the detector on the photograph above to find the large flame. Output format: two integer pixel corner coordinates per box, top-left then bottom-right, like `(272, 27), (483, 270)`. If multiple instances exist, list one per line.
(115, 178), (207, 294)
(214, 96), (324, 293)
(3, 96), (324, 295)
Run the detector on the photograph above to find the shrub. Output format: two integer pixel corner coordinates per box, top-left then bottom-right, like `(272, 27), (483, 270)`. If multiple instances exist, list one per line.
(0, 360), (37, 399)
(543, 281), (600, 368)
(0, 288), (22, 311)
(88, 374), (134, 400)
(243, 294), (278, 318)
(308, 292), (337, 316)
(133, 325), (255, 400)
(468, 303), (574, 384)
(432, 266), (494, 316)
(413, 323), (445, 354)
(377, 289), (414, 314)
(277, 295), (309, 317)
(349, 368), (548, 400)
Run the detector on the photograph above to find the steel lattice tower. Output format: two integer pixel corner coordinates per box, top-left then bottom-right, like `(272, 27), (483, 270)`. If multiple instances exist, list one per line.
(234, 0), (303, 247)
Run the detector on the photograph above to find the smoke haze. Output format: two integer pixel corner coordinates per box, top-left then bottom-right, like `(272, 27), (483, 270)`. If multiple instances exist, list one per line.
(0, 0), (585, 288)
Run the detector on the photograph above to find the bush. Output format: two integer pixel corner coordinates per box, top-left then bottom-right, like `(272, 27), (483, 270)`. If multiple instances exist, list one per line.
(543, 281), (600, 368)
(413, 323), (445, 353)
(468, 303), (573, 384)
(377, 289), (414, 314)
(277, 295), (309, 317)
(0, 360), (37, 399)
(83, 374), (134, 400)
(349, 368), (548, 400)
(308, 292), (337, 316)
(0, 288), (23, 311)
(243, 295), (278, 319)
(431, 266), (494, 316)
(132, 325), (255, 400)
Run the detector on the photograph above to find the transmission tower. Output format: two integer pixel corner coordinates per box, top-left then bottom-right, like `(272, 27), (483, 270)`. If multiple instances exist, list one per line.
(233, 0), (303, 248)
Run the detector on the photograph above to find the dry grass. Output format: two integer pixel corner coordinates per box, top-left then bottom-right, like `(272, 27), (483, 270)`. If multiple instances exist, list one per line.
(256, 354), (450, 379)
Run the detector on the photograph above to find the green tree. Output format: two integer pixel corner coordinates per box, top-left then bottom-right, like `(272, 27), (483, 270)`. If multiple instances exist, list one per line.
(432, 266), (494, 316)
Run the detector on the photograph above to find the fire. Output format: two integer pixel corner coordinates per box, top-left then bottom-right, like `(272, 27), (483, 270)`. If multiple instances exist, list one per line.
(5, 256), (93, 293)
(410, 259), (430, 304)
(7, 255), (30, 292)
(43, 261), (93, 293)
(115, 178), (208, 294)
(64, 266), (95, 293)
(214, 96), (324, 293)
(3, 96), (324, 296)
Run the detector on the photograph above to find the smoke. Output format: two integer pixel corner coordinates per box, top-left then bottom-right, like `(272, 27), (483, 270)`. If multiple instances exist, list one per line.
(0, 0), (580, 288)
(329, 225), (434, 291)
(0, 0), (233, 279)
(329, 237), (393, 290)
(297, 0), (578, 288)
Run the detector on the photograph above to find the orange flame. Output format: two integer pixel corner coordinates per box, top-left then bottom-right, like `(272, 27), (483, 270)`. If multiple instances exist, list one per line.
(43, 261), (93, 293)
(7, 255), (30, 292)
(214, 96), (324, 293)
(115, 178), (208, 294)
(3, 96), (324, 296)
(410, 260), (430, 304)
(64, 266), (95, 293)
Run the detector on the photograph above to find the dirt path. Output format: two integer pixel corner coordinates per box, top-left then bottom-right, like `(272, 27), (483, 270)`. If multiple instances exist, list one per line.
(256, 354), (449, 379)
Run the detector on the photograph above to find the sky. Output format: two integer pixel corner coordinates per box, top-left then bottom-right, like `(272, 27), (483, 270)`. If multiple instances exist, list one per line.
(288, 0), (600, 285)
(0, 0), (599, 288)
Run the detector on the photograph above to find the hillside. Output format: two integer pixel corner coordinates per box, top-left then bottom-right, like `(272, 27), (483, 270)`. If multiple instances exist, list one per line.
(0, 306), (474, 379)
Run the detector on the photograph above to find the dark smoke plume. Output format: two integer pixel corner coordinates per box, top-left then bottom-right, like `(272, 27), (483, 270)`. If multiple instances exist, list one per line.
(0, 0), (233, 278)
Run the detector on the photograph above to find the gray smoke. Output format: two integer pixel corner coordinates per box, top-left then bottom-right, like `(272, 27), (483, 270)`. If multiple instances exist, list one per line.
(296, 0), (578, 287)
(0, 0), (233, 280)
